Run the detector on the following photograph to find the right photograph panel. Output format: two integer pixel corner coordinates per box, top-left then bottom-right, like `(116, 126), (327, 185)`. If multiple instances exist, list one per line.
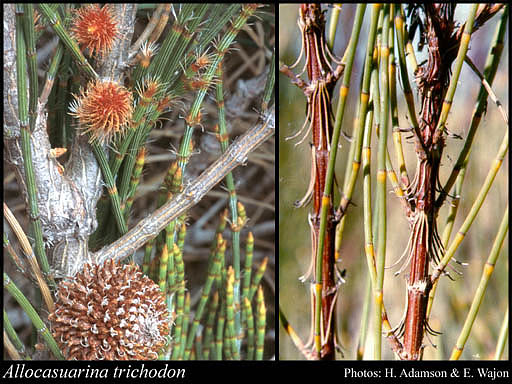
(279, 3), (509, 361)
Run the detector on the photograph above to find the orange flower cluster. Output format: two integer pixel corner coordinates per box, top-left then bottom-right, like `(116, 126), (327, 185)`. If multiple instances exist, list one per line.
(71, 4), (119, 57)
(70, 80), (133, 144)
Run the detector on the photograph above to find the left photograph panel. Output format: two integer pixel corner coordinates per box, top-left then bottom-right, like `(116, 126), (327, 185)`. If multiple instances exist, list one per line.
(3, 3), (275, 361)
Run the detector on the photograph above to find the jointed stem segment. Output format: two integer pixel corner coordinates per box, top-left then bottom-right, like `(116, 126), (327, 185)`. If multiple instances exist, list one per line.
(280, 3), (365, 359)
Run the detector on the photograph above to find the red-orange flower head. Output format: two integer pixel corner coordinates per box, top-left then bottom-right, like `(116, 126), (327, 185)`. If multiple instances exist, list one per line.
(71, 4), (119, 57)
(70, 79), (133, 144)
(49, 259), (170, 360)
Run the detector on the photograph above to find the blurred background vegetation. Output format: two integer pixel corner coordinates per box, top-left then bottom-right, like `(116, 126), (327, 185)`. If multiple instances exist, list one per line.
(279, 4), (508, 360)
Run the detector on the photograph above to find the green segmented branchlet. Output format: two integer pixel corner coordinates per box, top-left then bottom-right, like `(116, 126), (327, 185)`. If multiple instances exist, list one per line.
(171, 167), (183, 196)
(223, 322), (233, 359)
(109, 124), (135, 176)
(261, 48), (275, 112)
(215, 301), (226, 360)
(165, 222), (176, 289)
(158, 243), (169, 293)
(494, 310), (508, 360)
(177, 214), (187, 253)
(118, 104), (158, 206)
(243, 297), (255, 360)
(203, 291), (219, 360)
(249, 257), (268, 301)
(374, 4), (391, 359)
(39, 5), (72, 108)
(116, 77), (170, 204)
(176, 4), (259, 171)
(356, 276), (372, 360)
(171, 244), (185, 360)
(184, 239), (224, 359)
(394, 5), (420, 141)
(431, 129), (509, 284)
(432, 4), (478, 144)
(327, 5), (342, 52)
(142, 238), (154, 276)
(225, 267), (239, 359)
(144, 162), (178, 281)
(4, 309), (30, 360)
(212, 235), (227, 308)
(176, 4), (260, 173)
(58, 49), (73, 147)
(166, 4), (242, 94)
(152, 161), (174, 276)
(388, 5), (409, 186)
(150, 241), (160, 283)
(91, 141), (128, 236)
(22, 4), (38, 132)
(242, 232), (254, 303)
(213, 233), (226, 286)
(40, 43), (64, 106)
(194, 331), (203, 360)
(134, 4), (205, 84)
(163, 161), (179, 191)
(15, 7), (53, 287)
(428, 8), (509, 322)
(216, 209), (228, 239)
(4, 273), (63, 360)
(240, 230), (254, 341)
(450, 208), (508, 360)
(163, 165), (181, 295)
(361, 89), (377, 359)
(51, 55), (70, 148)
(178, 292), (191, 359)
(106, 100), (160, 242)
(206, 242), (223, 295)
(215, 63), (244, 349)
(123, 147), (145, 220)
(435, 6), (508, 210)
(109, 79), (164, 178)
(38, 4), (98, 80)
(160, 4), (208, 86)
(115, 97), (171, 227)
(255, 285), (266, 360)
(159, 7), (260, 358)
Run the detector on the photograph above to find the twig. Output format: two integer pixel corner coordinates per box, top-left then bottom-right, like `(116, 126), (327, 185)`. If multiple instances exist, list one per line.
(129, 4), (165, 58)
